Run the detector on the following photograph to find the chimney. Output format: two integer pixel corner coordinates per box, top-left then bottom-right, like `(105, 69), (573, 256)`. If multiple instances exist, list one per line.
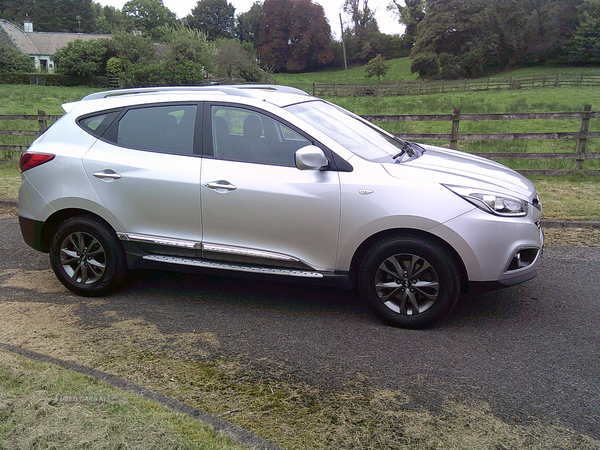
(24, 20), (33, 33)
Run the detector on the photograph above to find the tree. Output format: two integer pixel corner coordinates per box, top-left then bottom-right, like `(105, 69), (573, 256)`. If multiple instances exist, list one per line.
(0, 0), (98, 33)
(343, 0), (377, 43)
(364, 54), (390, 83)
(410, 0), (509, 78)
(94, 5), (128, 34)
(122, 0), (178, 41)
(410, 52), (439, 78)
(52, 38), (112, 77)
(342, 0), (384, 63)
(257, 0), (333, 72)
(110, 30), (156, 65)
(0, 33), (35, 72)
(387, 0), (426, 50)
(235, 1), (262, 45)
(521, 0), (583, 64)
(568, 0), (600, 64)
(186, 0), (235, 41)
(213, 38), (266, 81)
(158, 26), (218, 84)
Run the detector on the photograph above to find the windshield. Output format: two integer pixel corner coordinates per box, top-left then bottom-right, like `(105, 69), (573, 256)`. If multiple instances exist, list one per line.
(285, 100), (423, 163)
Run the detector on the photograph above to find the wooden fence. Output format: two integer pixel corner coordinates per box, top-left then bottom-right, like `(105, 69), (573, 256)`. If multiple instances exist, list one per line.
(1, 107), (599, 176)
(311, 73), (600, 97)
(362, 104), (600, 176)
(0, 110), (61, 152)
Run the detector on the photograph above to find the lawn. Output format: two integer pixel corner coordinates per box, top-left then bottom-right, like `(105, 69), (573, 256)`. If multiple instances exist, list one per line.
(1, 75), (600, 449)
(2, 74), (600, 216)
(272, 57), (419, 87)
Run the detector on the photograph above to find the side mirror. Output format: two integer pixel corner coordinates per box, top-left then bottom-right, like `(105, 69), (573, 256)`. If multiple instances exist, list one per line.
(295, 145), (329, 170)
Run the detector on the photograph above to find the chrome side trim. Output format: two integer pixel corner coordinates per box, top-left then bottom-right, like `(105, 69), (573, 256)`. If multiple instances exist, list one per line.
(118, 234), (302, 264)
(143, 255), (324, 278)
(118, 233), (201, 250)
(202, 243), (300, 263)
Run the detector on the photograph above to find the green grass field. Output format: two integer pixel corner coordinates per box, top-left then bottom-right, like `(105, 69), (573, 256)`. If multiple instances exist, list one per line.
(1, 66), (600, 217)
(272, 57), (419, 87)
(1, 67), (600, 449)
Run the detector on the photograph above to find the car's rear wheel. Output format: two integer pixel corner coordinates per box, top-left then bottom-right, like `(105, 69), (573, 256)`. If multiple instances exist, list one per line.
(50, 216), (126, 296)
(359, 236), (460, 328)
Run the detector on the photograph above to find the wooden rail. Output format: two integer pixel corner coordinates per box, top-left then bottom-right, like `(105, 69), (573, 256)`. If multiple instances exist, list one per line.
(2, 107), (598, 176)
(0, 110), (61, 152)
(311, 74), (600, 97)
(361, 104), (600, 175)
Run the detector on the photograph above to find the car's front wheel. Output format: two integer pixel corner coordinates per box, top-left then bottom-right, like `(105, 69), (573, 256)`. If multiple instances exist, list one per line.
(358, 236), (460, 328)
(50, 216), (126, 296)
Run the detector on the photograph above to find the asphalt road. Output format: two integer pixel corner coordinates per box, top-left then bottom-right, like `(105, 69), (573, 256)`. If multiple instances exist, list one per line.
(2, 214), (599, 439)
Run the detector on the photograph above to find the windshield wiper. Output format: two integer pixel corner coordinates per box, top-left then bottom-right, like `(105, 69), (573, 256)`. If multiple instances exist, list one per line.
(392, 140), (414, 161)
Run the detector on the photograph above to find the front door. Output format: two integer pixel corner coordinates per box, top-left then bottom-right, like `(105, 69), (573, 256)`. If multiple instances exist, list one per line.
(200, 105), (340, 271)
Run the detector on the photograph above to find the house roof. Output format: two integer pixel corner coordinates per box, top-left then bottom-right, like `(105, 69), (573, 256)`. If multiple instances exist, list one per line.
(0, 19), (110, 56)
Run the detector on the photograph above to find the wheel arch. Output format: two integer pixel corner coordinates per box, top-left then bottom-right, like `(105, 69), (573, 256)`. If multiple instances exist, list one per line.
(39, 209), (118, 254)
(349, 228), (469, 292)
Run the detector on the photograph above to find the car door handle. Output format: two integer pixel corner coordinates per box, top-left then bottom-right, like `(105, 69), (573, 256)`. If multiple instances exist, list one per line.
(93, 170), (122, 181)
(205, 180), (237, 192)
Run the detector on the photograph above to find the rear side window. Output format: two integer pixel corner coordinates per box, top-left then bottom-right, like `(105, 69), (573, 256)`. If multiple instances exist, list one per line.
(79, 111), (120, 138)
(115, 105), (197, 155)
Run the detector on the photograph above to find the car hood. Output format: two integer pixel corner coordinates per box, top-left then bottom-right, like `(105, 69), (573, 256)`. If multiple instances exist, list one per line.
(383, 144), (536, 199)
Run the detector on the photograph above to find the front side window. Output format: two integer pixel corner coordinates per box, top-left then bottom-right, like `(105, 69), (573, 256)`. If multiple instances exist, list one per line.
(115, 105), (197, 155)
(211, 106), (310, 166)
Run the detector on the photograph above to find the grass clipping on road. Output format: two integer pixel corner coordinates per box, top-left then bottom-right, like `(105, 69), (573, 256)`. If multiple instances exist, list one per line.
(0, 288), (599, 450)
(0, 351), (246, 450)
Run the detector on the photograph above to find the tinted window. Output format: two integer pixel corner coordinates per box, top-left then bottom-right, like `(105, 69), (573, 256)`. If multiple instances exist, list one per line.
(79, 111), (120, 138)
(116, 105), (197, 155)
(211, 106), (310, 166)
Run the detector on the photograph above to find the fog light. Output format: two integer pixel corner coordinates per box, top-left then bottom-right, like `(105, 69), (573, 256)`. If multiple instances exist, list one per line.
(506, 248), (539, 272)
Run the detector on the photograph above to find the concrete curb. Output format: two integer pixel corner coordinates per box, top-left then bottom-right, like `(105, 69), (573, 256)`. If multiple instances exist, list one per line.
(0, 342), (282, 450)
(2, 200), (597, 229)
(541, 219), (600, 229)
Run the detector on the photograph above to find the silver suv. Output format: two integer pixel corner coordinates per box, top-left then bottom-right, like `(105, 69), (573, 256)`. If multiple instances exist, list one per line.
(18, 85), (543, 327)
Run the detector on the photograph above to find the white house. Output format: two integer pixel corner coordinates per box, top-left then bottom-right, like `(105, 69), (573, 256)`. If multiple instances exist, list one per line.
(0, 19), (110, 72)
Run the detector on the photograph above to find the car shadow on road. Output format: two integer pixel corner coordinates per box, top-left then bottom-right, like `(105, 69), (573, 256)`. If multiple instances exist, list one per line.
(124, 268), (371, 318)
(118, 268), (539, 331)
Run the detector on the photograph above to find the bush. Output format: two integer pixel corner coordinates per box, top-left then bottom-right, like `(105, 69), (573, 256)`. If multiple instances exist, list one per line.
(0, 46), (35, 73)
(411, 52), (439, 78)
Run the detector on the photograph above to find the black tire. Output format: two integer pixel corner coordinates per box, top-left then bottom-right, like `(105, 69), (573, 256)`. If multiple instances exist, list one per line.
(49, 215), (126, 297)
(358, 236), (460, 328)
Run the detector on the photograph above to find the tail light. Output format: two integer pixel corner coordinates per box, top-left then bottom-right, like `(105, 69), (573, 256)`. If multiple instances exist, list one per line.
(20, 152), (55, 173)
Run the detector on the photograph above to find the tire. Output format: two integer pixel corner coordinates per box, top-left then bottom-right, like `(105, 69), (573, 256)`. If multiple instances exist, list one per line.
(49, 215), (126, 297)
(358, 236), (460, 328)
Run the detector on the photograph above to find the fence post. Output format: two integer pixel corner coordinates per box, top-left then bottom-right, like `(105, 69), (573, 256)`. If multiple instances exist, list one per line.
(38, 110), (47, 134)
(312, 82), (315, 96)
(450, 107), (461, 150)
(575, 104), (592, 170)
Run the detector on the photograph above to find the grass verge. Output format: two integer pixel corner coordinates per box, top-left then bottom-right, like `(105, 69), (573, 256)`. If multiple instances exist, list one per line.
(0, 350), (246, 450)
(1, 296), (599, 450)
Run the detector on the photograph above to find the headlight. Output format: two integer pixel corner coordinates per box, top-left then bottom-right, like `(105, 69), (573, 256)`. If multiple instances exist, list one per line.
(444, 185), (529, 217)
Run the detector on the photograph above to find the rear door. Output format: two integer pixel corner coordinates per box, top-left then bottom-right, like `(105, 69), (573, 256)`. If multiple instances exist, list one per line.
(81, 103), (203, 245)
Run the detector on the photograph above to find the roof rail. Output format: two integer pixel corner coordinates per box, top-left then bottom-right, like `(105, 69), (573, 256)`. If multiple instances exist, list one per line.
(81, 85), (310, 101)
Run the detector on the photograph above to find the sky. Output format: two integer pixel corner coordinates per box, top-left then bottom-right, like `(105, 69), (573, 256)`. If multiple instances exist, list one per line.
(95, 0), (405, 38)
